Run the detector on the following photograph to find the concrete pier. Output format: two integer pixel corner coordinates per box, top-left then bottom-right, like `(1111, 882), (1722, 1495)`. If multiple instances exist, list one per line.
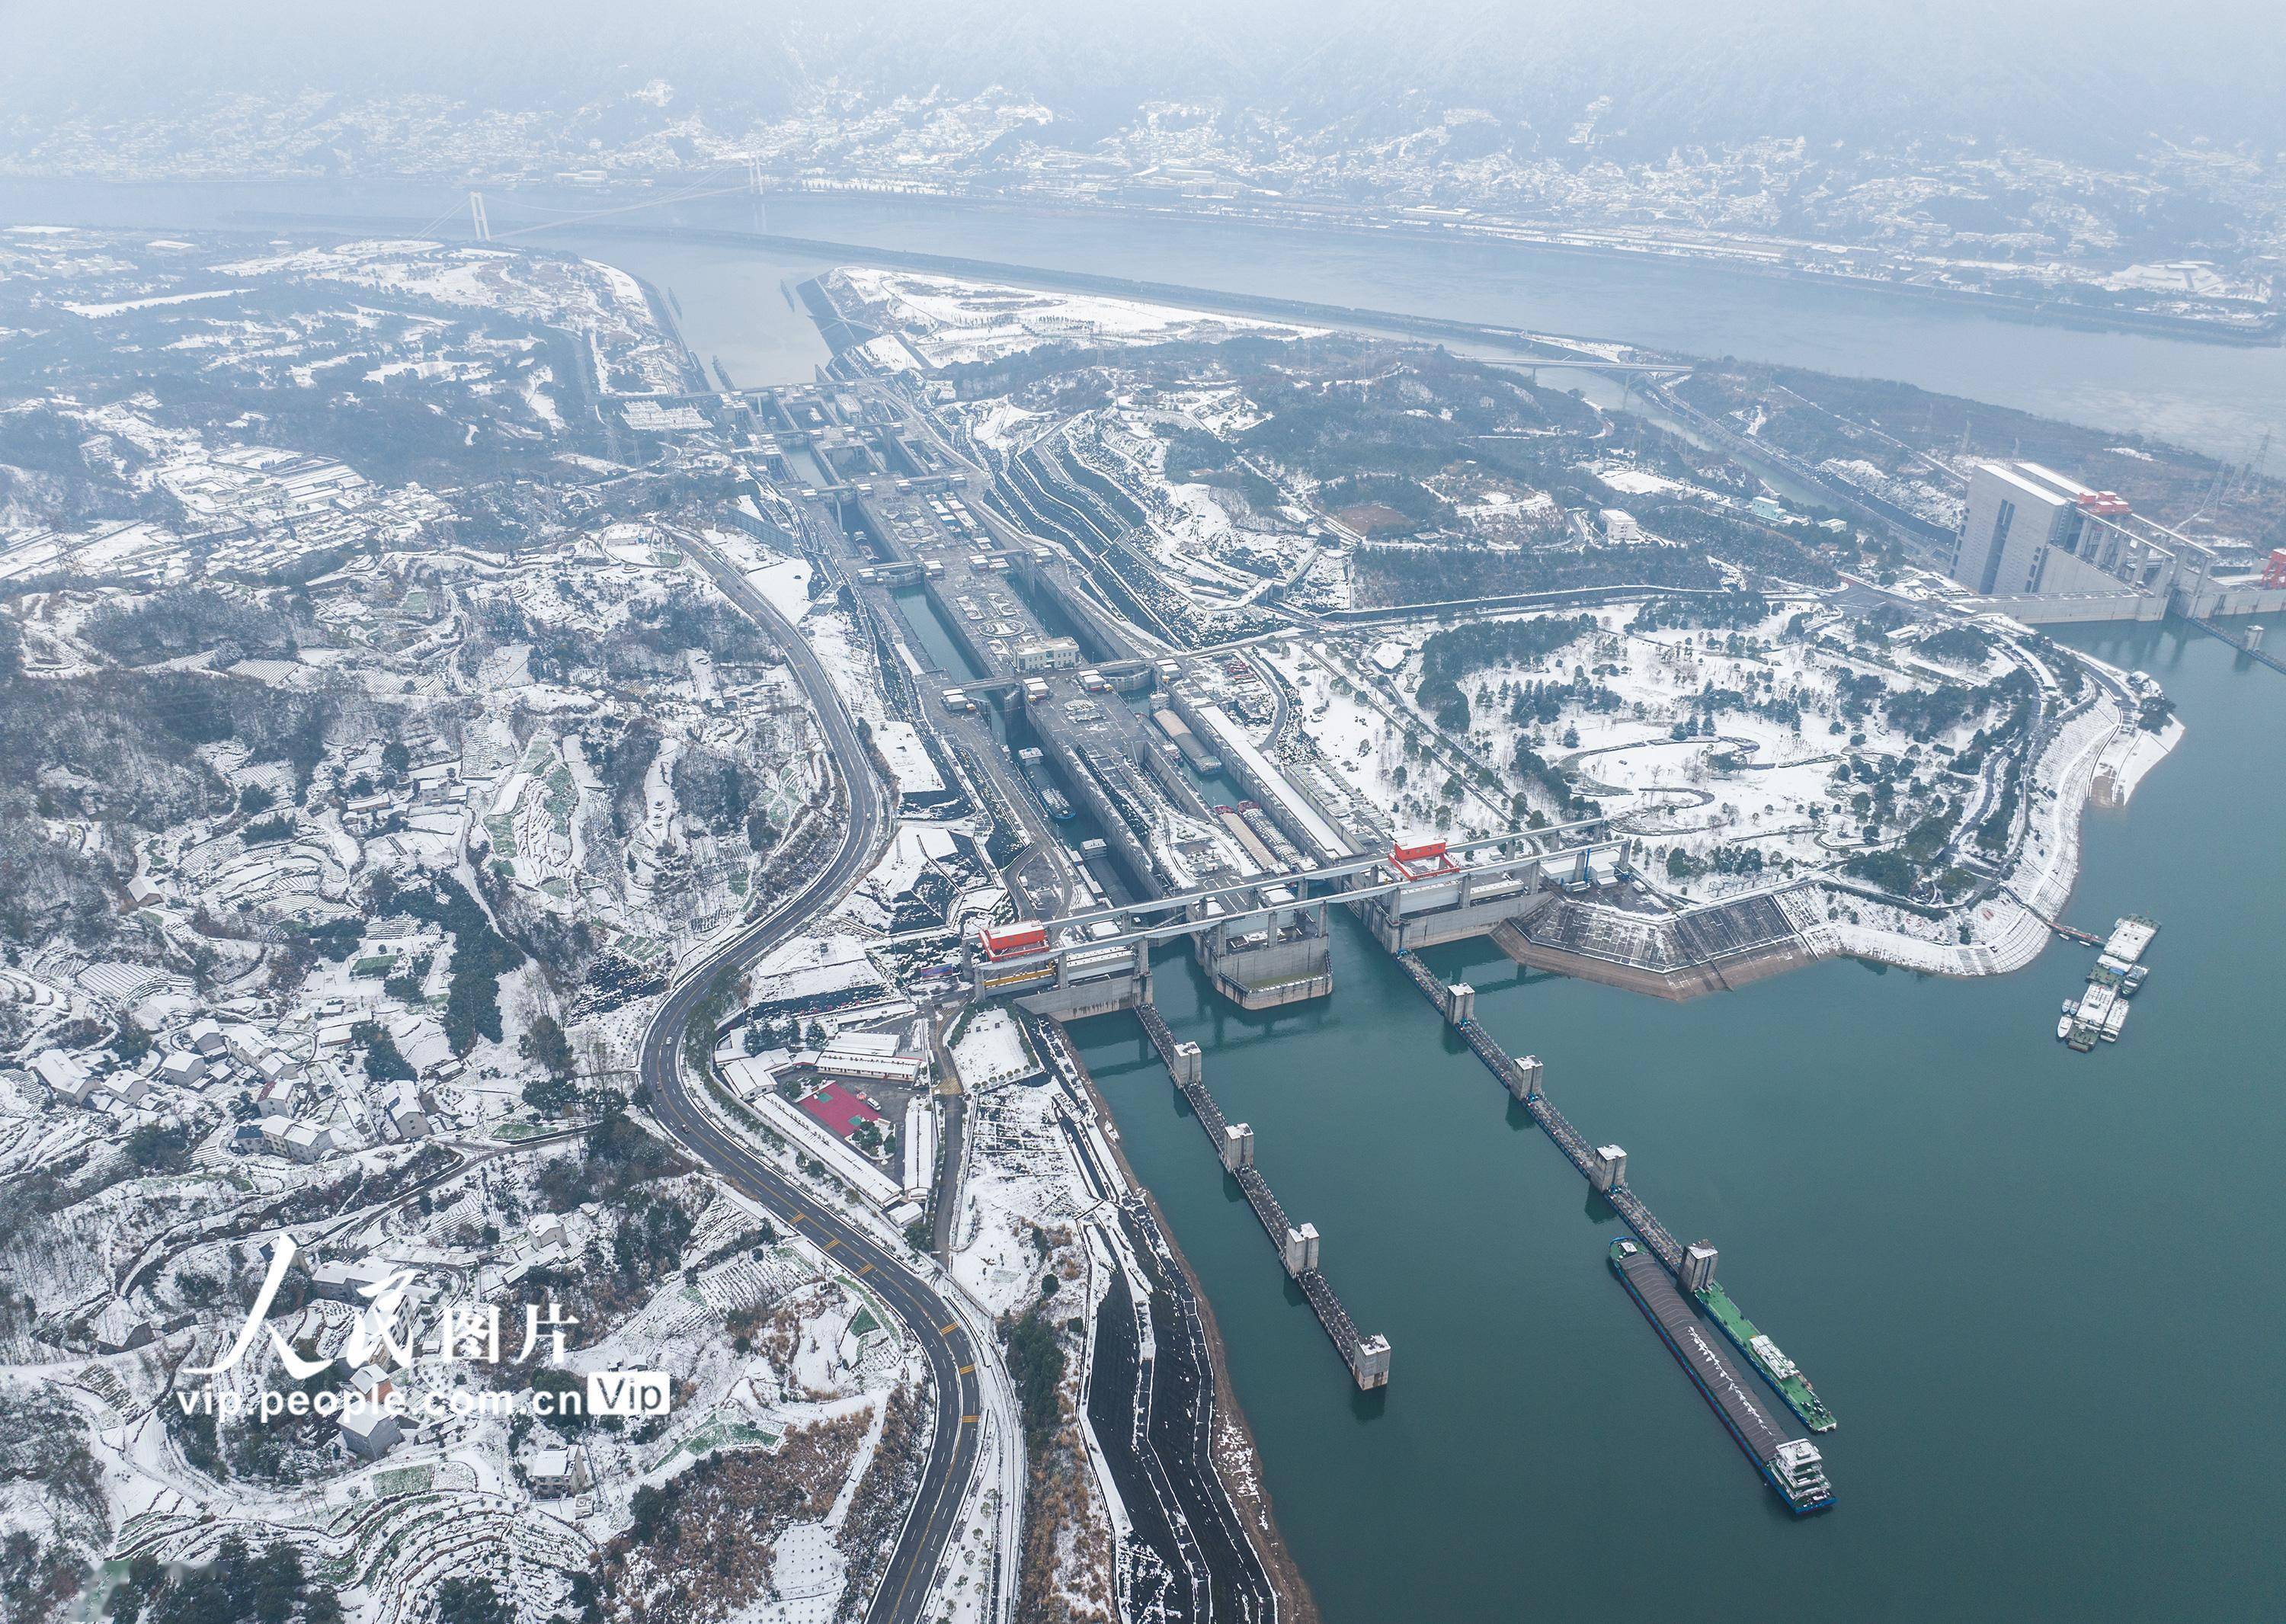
(1588, 1144), (1628, 1193)
(1397, 951), (1688, 1273)
(1134, 1003), (1391, 1389)
(1280, 1223), (1321, 1276)
(1221, 1122), (1256, 1172)
(1680, 1241), (1719, 1294)
(1360, 867), (1558, 954)
(1195, 908), (1335, 1011)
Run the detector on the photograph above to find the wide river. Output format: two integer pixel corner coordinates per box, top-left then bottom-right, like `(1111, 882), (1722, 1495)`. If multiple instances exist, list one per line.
(1073, 618), (2286, 1623)
(6, 179), (2283, 1619)
(5, 178), (2286, 456)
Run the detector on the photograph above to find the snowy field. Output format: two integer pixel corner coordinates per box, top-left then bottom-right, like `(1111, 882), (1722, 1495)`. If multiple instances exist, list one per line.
(828, 267), (1318, 367)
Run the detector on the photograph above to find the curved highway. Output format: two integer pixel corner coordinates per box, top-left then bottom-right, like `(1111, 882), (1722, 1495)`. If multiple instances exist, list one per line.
(637, 529), (987, 1624)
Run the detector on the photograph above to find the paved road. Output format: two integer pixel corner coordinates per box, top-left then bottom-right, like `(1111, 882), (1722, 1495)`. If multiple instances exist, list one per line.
(1253, 648), (1294, 753)
(639, 530), (987, 1624)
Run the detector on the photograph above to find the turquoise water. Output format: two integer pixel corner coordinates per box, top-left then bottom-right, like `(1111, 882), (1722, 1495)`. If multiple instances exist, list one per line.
(1073, 621), (2284, 1621)
(891, 585), (986, 683)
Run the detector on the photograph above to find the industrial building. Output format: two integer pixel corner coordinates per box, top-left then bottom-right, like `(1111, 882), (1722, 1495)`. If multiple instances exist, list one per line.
(1946, 460), (2286, 623)
(1011, 636), (1081, 673)
(815, 1030), (927, 1086)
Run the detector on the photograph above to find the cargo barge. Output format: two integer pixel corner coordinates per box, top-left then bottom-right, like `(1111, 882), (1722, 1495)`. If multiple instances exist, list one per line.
(1695, 1280), (1836, 1433)
(1017, 746), (1075, 820)
(1611, 1239), (1834, 1515)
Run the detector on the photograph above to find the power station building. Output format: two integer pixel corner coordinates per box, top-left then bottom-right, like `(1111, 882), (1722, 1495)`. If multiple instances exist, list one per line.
(1946, 460), (2286, 623)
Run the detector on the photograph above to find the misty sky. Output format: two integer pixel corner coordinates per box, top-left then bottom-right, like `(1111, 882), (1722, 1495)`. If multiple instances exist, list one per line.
(8, 0), (2286, 159)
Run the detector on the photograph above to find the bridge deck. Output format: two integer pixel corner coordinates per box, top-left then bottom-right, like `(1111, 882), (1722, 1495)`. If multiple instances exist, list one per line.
(1402, 955), (1690, 1275)
(2194, 617), (2286, 674)
(1134, 1003), (1382, 1383)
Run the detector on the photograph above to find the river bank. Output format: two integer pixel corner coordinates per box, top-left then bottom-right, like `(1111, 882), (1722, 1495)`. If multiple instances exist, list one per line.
(1790, 656), (2181, 979)
(1058, 1033), (1322, 1624)
(6, 179), (2286, 456)
(798, 187), (2281, 346)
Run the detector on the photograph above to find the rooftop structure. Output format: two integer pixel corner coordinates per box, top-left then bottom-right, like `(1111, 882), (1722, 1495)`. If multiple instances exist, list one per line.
(816, 1031), (927, 1086)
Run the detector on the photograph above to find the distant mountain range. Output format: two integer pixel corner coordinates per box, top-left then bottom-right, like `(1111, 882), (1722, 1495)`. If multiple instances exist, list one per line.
(9, 0), (2285, 164)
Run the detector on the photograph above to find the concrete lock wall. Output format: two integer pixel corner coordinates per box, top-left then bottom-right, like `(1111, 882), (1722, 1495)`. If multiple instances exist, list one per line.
(1016, 974), (1142, 1021)
(1199, 926), (1334, 1009)
(1364, 879), (1555, 953)
(1011, 943), (1151, 1020)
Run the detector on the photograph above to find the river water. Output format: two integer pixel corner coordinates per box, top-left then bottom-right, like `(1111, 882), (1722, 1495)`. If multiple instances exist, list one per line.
(5, 179), (2286, 457)
(1072, 622), (2284, 1623)
(5, 177), (2281, 1618)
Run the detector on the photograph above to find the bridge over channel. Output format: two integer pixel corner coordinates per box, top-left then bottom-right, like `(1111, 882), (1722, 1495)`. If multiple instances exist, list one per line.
(965, 820), (1628, 1020)
(1395, 950), (1693, 1277)
(1135, 1004), (1391, 1389)
(2192, 617), (2286, 675)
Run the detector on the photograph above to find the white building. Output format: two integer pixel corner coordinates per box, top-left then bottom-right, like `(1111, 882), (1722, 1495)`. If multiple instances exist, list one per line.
(1945, 460), (2281, 621)
(338, 1405), (401, 1461)
(100, 1073), (151, 1108)
(527, 1446), (584, 1495)
(383, 1081), (430, 1139)
(257, 1115), (335, 1163)
(1011, 636), (1081, 674)
(159, 1050), (208, 1089)
(816, 1031), (927, 1087)
(349, 1363), (397, 1406)
(312, 1257), (398, 1302)
(901, 1096), (938, 1201)
(31, 1049), (98, 1106)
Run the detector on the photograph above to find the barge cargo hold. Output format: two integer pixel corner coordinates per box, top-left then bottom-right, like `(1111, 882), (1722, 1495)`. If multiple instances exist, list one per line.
(1610, 1240), (1834, 1515)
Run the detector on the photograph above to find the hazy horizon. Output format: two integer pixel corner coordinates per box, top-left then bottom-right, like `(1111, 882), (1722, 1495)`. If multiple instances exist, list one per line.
(8, 0), (2286, 161)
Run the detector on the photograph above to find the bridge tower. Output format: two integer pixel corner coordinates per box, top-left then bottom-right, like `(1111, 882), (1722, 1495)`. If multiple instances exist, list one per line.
(1445, 982), (1476, 1026)
(467, 191), (491, 242)
(1281, 1223), (1321, 1276)
(1588, 1143), (1628, 1193)
(1220, 1122), (1255, 1173)
(1680, 1240), (1719, 1294)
